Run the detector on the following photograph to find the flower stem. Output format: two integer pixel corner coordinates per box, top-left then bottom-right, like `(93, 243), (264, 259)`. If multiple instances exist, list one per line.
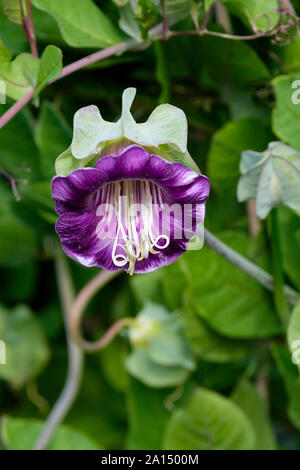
(204, 228), (299, 306)
(33, 250), (83, 450)
(269, 208), (289, 326)
(69, 270), (134, 352)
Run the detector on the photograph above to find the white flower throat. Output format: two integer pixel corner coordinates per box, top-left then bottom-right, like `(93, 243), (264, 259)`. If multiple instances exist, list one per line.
(96, 180), (170, 275)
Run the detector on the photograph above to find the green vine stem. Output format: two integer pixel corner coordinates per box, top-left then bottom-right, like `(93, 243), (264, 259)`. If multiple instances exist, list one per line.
(154, 40), (170, 104)
(33, 250), (83, 450)
(269, 208), (289, 326)
(33, 228), (299, 450)
(70, 230), (299, 353)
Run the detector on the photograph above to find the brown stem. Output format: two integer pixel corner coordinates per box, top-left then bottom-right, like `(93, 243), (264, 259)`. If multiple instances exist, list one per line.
(280, 0), (297, 16)
(215, 1), (232, 33)
(168, 29), (268, 40)
(200, 1), (216, 31)
(246, 199), (261, 237)
(0, 167), (21, 200)
(0, 40), (135, 130)
(25, 0), (38, 58)
(69, 270), (134, 352)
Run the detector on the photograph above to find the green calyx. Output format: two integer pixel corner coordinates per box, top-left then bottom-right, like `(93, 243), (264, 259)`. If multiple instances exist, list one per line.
(55, 87), (199, 176)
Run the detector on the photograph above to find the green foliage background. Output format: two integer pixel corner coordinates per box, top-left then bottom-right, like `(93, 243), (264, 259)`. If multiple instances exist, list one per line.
(1, 0), (300, 450)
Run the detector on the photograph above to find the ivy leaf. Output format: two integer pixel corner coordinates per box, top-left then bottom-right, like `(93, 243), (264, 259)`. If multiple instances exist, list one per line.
(272, 74), (300, 152)
(0, 41), (39, 100)
(0, 304), (49, 387)
(31, 0), (122, 48)
(163, 387), (256, 450)
(219, 0), (279, 31)
(278, 206), (300, 290)
(125, 349), (191, 388)
(126, 378), (170, 449)
(0, 104), (40, 179)
(34, 45), (62, 97)
(232, 378), (277, 449)
(171, 232), (282, 339)
(271, 343), (300, 429)
(1, 416), (103, 450)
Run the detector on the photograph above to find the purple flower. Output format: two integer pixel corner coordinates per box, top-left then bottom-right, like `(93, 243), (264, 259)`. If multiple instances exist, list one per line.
(52, 145), (210, 275)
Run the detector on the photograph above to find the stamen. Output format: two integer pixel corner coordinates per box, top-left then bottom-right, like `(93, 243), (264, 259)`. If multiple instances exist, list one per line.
(100, 179), (170, 275)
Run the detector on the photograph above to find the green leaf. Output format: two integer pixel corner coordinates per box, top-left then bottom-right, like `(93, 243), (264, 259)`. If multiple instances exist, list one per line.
(0, 105), (40, 178)
(0, 304), (49, 387)
(197, 36), (270, 87)
(271, 343), (300, 429)
(119, 4), (142, 41)
(278, 206), (300, 290)
(0, 42), (39, 100)
(2, 0), (26, 25)
(0, 213), (38, 266)
(125, 348), (191, 388)
(99, 336), (129, 393)
(1, 416), (102, 450)
(274, 37), (300, 74)
(130, 269), (165, 306)
(272, 74), (300, 152)
(171, 232), (282, 339)
(288, 300), (300, 374)
(0, 261), (36, 303)
(34, 45), (62, 97)
(220, 0), (279, 31)
(126, 378), (170, 449)
(182, 305), (251, 363)
(163, 387), (256, 450)
(31, 0), (122, 48)
(207, 118), (272, 196)
(35, 101), (72, 178)
(232, 378), (277, 449)
(164, 0), (193, 22)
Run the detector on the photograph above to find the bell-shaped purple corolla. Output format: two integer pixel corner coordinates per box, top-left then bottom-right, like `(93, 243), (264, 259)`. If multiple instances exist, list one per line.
(52, 145), (210, 275)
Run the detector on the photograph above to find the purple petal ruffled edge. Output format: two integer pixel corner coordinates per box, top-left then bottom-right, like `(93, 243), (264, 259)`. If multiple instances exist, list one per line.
(52, 145), (210, 273)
